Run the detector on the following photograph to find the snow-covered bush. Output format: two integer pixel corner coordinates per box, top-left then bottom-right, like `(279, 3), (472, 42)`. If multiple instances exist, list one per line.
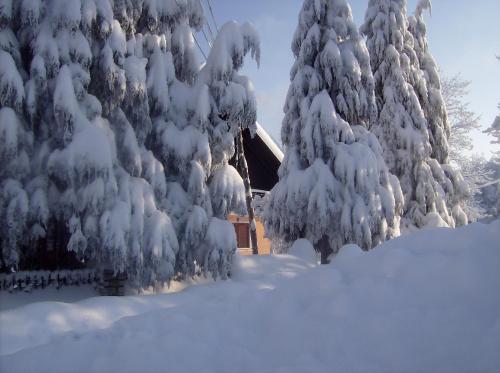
(361, 0), (465, 229)
(266, 0), (403, 263)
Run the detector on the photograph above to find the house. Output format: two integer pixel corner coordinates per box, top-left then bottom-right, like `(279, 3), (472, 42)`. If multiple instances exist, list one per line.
(228, 123), (283, 255)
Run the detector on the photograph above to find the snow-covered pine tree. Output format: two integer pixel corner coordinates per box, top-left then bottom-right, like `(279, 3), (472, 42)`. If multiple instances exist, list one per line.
(0, 1), (32, 270)
(29, 2), (137, 276)
(407, 0), (447, 163)
(141, 0), (219, 279)
(0, 109), (31, 271)
(0, 0), (180, 288)
(407, 0), (468, 225)
(484, 94), (500, 217)
(110, 2), (249, 280)
(85, 1), (187, 286)
(199, 21), (261, 257)
(265, 0), (403, 263)
(193, 21), (261, 276)
(361, 0), (465, 229)
(0, 0), (264, 285)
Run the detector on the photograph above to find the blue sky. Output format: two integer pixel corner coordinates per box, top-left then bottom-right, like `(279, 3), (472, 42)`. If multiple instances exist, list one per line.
(197, 0), (500, 157)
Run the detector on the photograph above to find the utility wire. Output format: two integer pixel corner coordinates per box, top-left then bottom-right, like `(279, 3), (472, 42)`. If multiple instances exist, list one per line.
(193, 33), (207, 60)
(194, 0), (220, 61)
(201, 27), (212, 48)
(206, 0), (219, 33)
(199, 0), (216, 42)
(204, 16), (216, 42)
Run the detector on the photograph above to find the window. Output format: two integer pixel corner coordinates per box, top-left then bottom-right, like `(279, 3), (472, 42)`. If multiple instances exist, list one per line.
(233, 223), (250, 248)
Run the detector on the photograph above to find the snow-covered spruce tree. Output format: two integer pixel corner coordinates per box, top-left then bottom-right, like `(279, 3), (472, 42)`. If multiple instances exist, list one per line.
(484, 98), (500, 217)
(0, 0), (180, 288)
(0, 1), (32, 271)
(265, 0), (403, 263)
(0, 0), (257, 284)
(85, 1), (187, 286)
(188, 21), (260, 276)
(110, 2), (246, 280)
(361, 0), (466, 229)
(199, 21), (261, 256)
(407, 0), (447, 163)
(141, 2), (219, 279)
(407, 0), (468, 225)
(25, 2), (138, 276)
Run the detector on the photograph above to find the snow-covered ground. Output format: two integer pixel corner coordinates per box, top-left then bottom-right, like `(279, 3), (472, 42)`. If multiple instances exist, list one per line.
(1, 221), (500, 373)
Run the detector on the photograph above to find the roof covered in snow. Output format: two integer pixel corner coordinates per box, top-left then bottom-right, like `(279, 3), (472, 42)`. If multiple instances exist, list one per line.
(230, 123), (282, 192)
(255, 122), (283, 162)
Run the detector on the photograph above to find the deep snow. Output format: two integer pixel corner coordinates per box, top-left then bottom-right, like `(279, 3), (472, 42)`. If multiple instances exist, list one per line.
(1, 221), (500, 373)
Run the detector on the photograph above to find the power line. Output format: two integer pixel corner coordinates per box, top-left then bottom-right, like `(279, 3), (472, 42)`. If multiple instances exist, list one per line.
(193, 33), (207, 60)
(199, 0), (216, 42)
(194, 0), (220, 61)
(201, 27), (212, 48)
(206, 0), (219, 33)
(204, 16), (215, 42)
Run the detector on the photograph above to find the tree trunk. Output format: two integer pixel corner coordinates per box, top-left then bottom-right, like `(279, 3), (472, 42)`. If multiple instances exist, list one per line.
(236, 129), (259, 255)
(318, 236), (332, 264)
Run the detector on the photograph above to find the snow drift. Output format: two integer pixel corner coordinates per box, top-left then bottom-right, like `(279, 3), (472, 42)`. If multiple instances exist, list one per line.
(1, 221), (499, 372)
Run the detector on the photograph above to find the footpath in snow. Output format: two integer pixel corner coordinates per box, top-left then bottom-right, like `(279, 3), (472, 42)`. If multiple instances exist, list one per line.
(1, 221), (500, 372)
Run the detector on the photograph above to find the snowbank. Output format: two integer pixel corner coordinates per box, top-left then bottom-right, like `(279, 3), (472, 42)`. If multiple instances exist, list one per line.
(1, 221), (499, 372)
(288, 238), (317, 264)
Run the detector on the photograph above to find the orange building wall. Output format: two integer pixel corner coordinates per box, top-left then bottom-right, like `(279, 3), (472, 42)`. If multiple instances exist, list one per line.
(228, 214), (271, 256)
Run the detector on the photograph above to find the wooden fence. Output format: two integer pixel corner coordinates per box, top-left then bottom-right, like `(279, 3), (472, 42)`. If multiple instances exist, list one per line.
(0, 269), (101, 293)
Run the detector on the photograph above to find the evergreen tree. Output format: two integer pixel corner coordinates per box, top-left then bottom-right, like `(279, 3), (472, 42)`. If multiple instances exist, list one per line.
(0, 0), (259, 284)
(407, 0), (468, 225)
(265, 0), (403, 263)
(196, 21), (261, 275)
(0, 108), (30, 270)
(361, 0), (465, 229)
(135, 0), (215, 280)
(408, 0), (448, 163)
(484, 90), (500, 217)
(85, 0), (210, 285)
(0, 1), (32, 270)
(0, 0), (181, 288)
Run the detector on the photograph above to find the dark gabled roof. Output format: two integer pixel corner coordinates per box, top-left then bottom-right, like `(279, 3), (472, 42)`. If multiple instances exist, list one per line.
(230, 123), (283, 192)
(255, 123), (284, 163)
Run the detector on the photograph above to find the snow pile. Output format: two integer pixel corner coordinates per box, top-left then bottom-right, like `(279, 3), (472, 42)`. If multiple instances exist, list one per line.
(1, 221), (499, 372)
(288, 238), (317, 264)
